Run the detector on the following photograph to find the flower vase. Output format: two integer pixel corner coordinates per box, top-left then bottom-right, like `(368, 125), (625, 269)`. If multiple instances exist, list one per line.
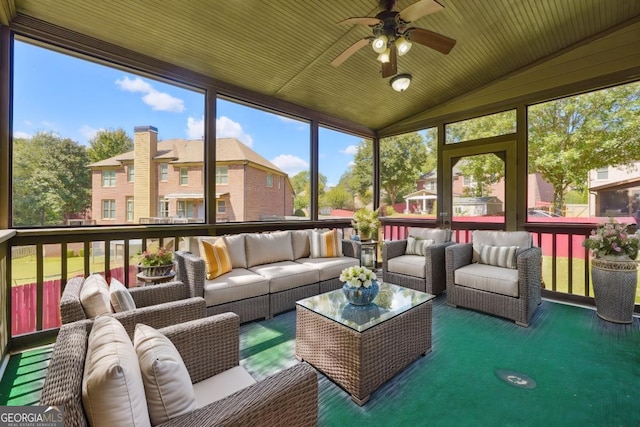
(342, 280), (379, 305)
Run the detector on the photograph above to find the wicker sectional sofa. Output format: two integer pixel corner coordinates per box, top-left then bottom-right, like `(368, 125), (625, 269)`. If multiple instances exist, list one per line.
(175, 230), (361, 322)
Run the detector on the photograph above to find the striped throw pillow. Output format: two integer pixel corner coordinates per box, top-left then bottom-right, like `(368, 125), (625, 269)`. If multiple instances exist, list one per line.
(109, 278), (136, 312)
(201, 239), (232, 279)
(477, 243), (519, 269)
(405, 236), (435, 256)
(310, 229), (341, 258)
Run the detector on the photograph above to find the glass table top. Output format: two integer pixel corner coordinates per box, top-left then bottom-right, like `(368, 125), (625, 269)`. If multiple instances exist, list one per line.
(296, 282), (435, 332)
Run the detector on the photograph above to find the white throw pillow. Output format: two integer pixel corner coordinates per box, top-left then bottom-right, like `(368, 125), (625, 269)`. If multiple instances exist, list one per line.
(405, 236), (435, 256)
(245, 231), (294, 267)
(477, 243), (519, 269)
(134, 323), (197, 426)
(82, 316), (151, 427)
(110, 278), (136, 312)
(80, 274), (113, 318)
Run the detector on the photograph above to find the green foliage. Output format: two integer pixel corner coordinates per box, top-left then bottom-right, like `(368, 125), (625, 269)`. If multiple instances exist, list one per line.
(67, 250), (75, 258)
(291, 170), (328, 211)
(13, 132), (91, 226)
(565, 189), (587, 204)
(322, 185), (353, 209)
(385, 205), (396, 216)
(352, 208), (380, 235)
(446, 110), (516, 143)
(293, 208), (306, 217)
(86, 128), (133, 163)
(458, 153), (504, 197)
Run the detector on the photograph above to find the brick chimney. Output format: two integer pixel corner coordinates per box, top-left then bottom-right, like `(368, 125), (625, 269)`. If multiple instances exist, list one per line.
(133, 126), (158, 221)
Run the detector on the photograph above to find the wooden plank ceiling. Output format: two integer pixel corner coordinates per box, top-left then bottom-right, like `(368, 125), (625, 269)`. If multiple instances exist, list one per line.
(9, 0), (640, 133)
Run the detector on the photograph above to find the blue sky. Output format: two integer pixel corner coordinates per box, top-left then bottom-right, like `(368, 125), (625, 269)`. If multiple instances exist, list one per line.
(12, 40), (364, 186)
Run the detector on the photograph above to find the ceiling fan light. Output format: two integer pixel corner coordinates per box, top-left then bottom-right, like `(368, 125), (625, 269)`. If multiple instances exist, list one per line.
(371, 35), (388, 53)
(395, 36), (412, 56)
(377, 48), (391, 63)
(390, 74), (412, 92)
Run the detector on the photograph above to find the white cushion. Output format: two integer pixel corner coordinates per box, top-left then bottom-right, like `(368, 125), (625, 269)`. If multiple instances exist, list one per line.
(134, 324), (197, 426)
(80, 274), (113, 318)
(405, 236), (435, 256)
(82, 316), (151, 427)
(192, 366), (256, 408)
(249, 261), (319, 293)
(203, 268), (269, 306)
(110, 278), (136, 312)
(387, 254), (427, 278)
(291, 230), (311, 259)
(295, 256), (360, 281)
(454, 263), (519, 297)
(477, 244), (519, 269)
(245, 231), (294, 267)
(222, 234), (247, 268)
(408, 228), (452, 244)
(472, 230), (532, 262)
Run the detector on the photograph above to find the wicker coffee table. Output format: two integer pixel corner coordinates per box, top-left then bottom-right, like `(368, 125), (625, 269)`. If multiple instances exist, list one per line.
(295, 282), (434, 405)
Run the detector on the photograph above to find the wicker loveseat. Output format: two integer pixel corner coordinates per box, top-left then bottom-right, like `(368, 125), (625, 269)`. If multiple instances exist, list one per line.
(60, 275), (207, 337)
(40, 313), (318, 427)
(382, 228), (455, 295)
(175, 229), (361, 322)
(445, 230), (542, 327)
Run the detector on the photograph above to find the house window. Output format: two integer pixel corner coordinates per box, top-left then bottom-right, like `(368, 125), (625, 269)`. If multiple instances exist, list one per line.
(126, 197), (134, 221)
(178, 201), (195, 218)
(596, 167), (608, 180)
(427, 181), (436, 191)
(160, 164), (168, 181)
(180, 167), (188, 185)
(266, 173), (273, 187)
(158, 198), (169, 217)
(102, 199), (115, 219)
(278, 176), (281, 189)
(463, 176), (472, 186)
(217, 200), (226, 213)
(102, 170), (116, 187)
(216, 166), (228, 184)
(127, 165), (135, 182)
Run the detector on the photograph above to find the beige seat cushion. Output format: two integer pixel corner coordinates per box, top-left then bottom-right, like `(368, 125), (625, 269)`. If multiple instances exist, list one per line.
(454, 263), (519, 297)
(387, 255), (427, 278)
(408, 228), (452, 244)
(134, 324), (196, 426)
(249, 261), (319, 293)
(82, 316), (151, 427)
(296, 256), (359, 281)
(203, 268), (269, 306)
(245, 231), (294, 267)
(472, 230), (532, 262)
(192, 366), (256, 408)
(109, 278), (136, 312)
(80, 274), (113, 318)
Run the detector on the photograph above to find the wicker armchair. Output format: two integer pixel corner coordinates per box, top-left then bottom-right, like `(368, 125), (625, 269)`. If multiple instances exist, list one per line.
(382, 228), (455, 295)
(40, 314), (318, 427)
(60, 275), (206, 337)
(445, 230), (542, 327)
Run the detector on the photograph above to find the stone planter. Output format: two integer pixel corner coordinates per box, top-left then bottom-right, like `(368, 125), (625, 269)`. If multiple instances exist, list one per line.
(591, 258), (638, 324)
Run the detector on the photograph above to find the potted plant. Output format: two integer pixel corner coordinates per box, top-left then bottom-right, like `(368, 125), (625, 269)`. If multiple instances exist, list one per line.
(352, 208), (380, 241)
(138, 246), (175, 278)
(582, 218), (639, 323)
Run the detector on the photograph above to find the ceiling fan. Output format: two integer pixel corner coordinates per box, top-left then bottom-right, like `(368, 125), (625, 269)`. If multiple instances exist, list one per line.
(331, 0), (456, 78)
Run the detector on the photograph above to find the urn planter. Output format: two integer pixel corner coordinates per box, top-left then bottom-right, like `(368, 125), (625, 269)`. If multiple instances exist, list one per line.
(591, 258), (638, 324)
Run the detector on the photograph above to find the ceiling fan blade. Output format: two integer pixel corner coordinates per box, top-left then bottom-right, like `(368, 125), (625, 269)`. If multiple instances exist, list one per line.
(406, 28), (456, 54)
(399, 0), (444, 23)
(338, 17), (382, 26)
(381, 44), (397, 78)
(331, 38), (371, 67)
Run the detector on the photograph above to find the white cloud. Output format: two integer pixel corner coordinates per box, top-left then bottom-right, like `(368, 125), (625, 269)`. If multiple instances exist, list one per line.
(79, 125), (101, 141)
(216, 116), (253, 147)
(186, 116), (204, 139)
(347, 161), (355, 168)
(342, 145), (358, 155)
(24, 120), (33, 126)
(13, 131), (31, 139)
(271, 154), (309, 176)
(277, 116), (299, 124)
(115, 76), (185, 112)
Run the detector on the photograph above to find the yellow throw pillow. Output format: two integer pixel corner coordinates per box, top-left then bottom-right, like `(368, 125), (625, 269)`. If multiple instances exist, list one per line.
(201, 240), (232, 279)
(310, 229), (341, 258)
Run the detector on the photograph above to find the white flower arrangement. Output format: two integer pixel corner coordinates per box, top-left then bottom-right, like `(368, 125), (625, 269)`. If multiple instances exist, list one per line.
(339, 265), (377, 288)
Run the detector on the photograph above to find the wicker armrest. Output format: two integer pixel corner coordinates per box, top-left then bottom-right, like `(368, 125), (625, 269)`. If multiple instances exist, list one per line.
(159, 312), (240, 383)
(341, 239), (361, 259)
(59, 276), (88, 324)
(516, 246), (543, 298)
(174, 251), (205, 299)
(129, 280), (189, 307)
(158, 363), (318, 427)
(112, 297), (207, 339)
(383, 240), (407, 263)
(445, 243), (473, 270)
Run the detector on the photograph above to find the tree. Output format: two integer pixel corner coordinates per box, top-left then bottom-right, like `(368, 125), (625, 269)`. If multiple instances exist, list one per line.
(529, 83), (640, 213)
(290, 170), (327, 211)
(457, 153), (504, 197)
(322, 184), (353, 210)
(13, 132), (91, 226)
(351, 132), (428, 206)
(86, 128), (133, 163)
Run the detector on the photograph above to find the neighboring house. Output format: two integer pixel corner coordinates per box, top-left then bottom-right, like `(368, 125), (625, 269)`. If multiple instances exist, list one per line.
(89, 126), (294, 225)
(588, 163), (640, 220)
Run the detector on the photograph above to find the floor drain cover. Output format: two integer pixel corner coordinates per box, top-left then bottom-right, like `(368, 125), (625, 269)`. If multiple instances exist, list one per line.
(495, 369), (536, 389)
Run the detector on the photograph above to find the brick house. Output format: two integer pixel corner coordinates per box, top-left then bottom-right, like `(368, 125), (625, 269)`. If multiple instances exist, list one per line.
(89, 126), (294, 224)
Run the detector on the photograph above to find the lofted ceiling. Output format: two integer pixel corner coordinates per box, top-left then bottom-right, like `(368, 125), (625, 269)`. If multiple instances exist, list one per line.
(3, 0), (640, 135)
